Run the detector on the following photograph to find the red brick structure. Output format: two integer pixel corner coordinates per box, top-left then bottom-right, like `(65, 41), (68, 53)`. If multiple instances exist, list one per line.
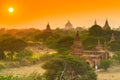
(71, 31), (109, 69)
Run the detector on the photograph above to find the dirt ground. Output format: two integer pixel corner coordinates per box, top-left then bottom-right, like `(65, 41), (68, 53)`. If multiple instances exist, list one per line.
(0, 63), (120, 80)
(0, 63), (45, 76)
(97, 72), (120, 80)
(97, 65), (120, 80)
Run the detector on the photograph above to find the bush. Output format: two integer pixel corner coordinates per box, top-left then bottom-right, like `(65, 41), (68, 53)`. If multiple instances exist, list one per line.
(42, 55), (97, 80)
(0, 75), (19, 80)
(100, 59), (112, 71)
(0, 62), (5, 70)
(16, 49), (33, 60)
(113, 51), (120, 63)
(0, 50), (6, 60)
(0, 72), (42, 80)
(39, 53), (56, 62)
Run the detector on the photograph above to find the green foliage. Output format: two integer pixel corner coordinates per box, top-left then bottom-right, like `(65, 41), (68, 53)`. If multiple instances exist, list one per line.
(83, 36), (98, 50)
(0, 37), (27, 59)
(0, 50), (6, 60)
(89, 25), (103, 37)
(0, 75), (19, 80)
(16, 49), (33, 60)
(56, 36), (74, 52)
(57, 48), (69, 55)
(39, 53), (56, 62)
(0, 62), (5, 70)
(42, 55), (97, 80)
(0, 37), (27, 52)
(44, 36), (58, 49)
(100, 59), (112, 70)
(0, 72), (42, 80)
(109, 41), (120, 51)
(113, 51), (120, 63)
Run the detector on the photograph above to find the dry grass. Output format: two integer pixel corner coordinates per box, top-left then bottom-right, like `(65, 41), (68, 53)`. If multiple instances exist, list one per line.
(97, 65), (120, 80)
(0, 63), (45, 76)
(97, 72), (120, 80)
(1, 60), (120, 80)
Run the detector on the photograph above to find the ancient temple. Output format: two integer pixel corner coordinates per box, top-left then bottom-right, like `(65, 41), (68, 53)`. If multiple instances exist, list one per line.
(71, 31), (110, 68)
(64, 20), (74, 30)
(110, 33), (115, 42)
(95, 40), (103, 51)
(44, 23), (52, 32)
(103, 20), (111, 30)
(71, 31), (83, 56)
(103, 41), (108, 51)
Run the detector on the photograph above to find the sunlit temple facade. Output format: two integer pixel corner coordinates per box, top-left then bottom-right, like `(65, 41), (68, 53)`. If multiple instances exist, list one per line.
(71, 31), (110, 69)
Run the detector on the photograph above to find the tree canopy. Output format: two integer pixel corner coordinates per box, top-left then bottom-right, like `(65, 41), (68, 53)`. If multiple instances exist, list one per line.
(0, 37), (27, 59)
(42, 55), (97, 80)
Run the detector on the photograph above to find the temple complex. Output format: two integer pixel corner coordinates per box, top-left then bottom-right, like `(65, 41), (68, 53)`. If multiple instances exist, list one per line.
(71, 31), (110, 69)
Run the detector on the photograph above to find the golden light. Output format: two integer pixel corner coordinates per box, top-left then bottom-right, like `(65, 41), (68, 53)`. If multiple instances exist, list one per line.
(8, 7), (14, 13)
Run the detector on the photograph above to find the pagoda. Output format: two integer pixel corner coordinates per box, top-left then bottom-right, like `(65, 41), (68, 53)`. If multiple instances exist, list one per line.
(103, 20), (111, 30)
(65, 20), (73, 30)
(45, 23), (52, 32)
(71, 31), (83, 56)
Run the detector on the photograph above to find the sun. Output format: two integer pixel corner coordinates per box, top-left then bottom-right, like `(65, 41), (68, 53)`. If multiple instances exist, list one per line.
(8, 7), (14, 13)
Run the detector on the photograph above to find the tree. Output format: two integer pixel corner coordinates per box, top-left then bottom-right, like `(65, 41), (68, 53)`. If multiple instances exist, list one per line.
(16, 49), (33, 60)
(83, 36), (98, 50)
(42, 55), (97, 80)
(89, 25), (103, 37)
(0, 50), (6, 60)
(113, 51), (120, 63)
(100, 59), (112, 71)
(56, 36), (74, 50)
(0, 37), (27, 59)
(109, 41), (120, 51)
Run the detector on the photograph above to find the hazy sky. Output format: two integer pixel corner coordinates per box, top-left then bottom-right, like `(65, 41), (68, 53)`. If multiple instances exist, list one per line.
(1, 0), (120, 29)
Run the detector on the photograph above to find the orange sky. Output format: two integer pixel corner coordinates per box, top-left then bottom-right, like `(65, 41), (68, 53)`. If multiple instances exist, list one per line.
(1, 0), (120, 29)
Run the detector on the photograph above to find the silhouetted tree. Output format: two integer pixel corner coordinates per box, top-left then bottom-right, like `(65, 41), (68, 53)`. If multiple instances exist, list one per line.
(89, 25), (103, 37)
(0, 37), (27, 59)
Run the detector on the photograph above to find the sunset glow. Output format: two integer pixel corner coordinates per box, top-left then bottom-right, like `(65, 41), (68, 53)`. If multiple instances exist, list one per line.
(8, 7), (14, 13)
(0, 0), (120, 29)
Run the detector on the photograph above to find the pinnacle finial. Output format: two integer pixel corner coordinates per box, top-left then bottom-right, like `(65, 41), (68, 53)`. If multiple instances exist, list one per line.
(75, 31), (80, 40)
(94, 20), (97, 25)
(105, 19), (108, 24)
(110, 33), (115, 42)
(103, 19), (111, 30)
(96, 40), (103, 51)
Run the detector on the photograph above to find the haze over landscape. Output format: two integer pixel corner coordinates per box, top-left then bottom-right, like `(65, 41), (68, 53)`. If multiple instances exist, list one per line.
(1, 0), (120, 80)
(1, 0), (120, 29)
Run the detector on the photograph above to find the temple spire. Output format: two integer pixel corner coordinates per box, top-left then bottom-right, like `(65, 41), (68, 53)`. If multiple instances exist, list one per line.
(46, 23), (51, 30)
(96, 40), (103, 51)
(45, 23), (52, 32)
(110, 33), (115, 42)
(94, 20), (97, 25)
(75, 31), (80, 40)
(103, 19), (111, 30)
